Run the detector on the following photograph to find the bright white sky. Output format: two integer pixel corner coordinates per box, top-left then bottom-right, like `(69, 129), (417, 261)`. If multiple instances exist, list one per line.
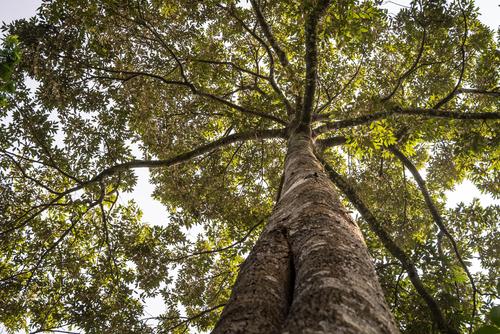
(0, 0), (498, 329)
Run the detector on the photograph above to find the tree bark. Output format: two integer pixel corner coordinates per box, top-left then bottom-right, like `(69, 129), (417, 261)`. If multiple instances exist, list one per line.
(212, 131), (399, 334)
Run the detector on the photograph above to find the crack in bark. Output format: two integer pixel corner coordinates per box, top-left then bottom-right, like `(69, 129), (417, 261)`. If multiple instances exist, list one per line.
(280, 226), (296, 311)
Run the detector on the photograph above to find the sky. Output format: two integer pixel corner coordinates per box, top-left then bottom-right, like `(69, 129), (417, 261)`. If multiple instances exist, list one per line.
(0, 0), (499, 329)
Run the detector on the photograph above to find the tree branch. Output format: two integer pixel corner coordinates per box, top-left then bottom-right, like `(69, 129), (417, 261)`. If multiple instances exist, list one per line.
(218, 4), (294, 115)
(314, 107), (500, 135)
(456, 88), (500, 98)
(23, 198), (102, 294)
(250, 0), (289, 67)
(315, 59), (363, 114)
(90, 66), (287, 125)
(166, 219), (264, 263)
(86, 129), (285, 178)
(301, 0), (332, 126)
(315, 136), (347, 150)
(31, 326), (81, 334)
(16, 108), (83, 184)
(397, 107), (500, 120)
(135, 4), (191, 84)
(381, 26), (426, 102)
(389, 146), (478, 333)
(2, 152), (63, 195)
(0, 129), (285, 237)
(161, 303), (226, 332)
(185, 57), (268, 80)
(70, 8), (288, 124)
(433, 3), (468, 109)
(317, 155), (459, 334)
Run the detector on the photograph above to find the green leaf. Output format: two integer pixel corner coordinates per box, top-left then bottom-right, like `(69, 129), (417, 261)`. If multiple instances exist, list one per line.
(451, 265), (468, 283)
(474, 325), (500, 334)
(490, 306), (500, 327)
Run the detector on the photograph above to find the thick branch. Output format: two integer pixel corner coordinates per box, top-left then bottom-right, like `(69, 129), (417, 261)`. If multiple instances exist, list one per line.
(317, 157), (458, 334)
(90, 66), (287, 125)
(301, 0), (332, 126)
(89, 129), (285, 177)
(314, 107), (500, 135)
(315, 136), (347, 150)
(389, 146), (478, 332)
(456, 88), (500, 97)
(250, 0), (289, 67)
(0, 129), (285, 237)
(219, 4), (294, 115)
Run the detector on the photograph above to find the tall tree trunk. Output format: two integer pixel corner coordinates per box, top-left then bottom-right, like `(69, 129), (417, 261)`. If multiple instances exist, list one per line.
(212, 131), (399, 334)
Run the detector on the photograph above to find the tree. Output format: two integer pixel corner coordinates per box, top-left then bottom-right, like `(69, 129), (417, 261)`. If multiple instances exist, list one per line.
(0, 0), (499, 333)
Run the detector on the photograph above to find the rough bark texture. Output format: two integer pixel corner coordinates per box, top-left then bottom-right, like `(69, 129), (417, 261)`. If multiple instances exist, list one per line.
(211, 219), (293, 334)
(212, 131), (399, 334)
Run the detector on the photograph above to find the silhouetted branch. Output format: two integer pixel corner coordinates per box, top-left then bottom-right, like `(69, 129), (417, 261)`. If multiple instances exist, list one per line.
(301, 0), (332, 126)
(2, 152), (62, 195)
(433, 3), (468, 109)
(0, 129), (285, 237)
(161, 303), (226, 332)
(317, 155), (459, 334)
(382, 26), (426, 102)
(185, 57), (268, 80)
(31, 325), (80, 334)
(389, 146), (478, 333)
(219, 3), (293, 115)
(16, 108), (83, 184)
(23, 198), (102, 293)
(166, 219), (264, 263)
(316, 59), (363, 115)
(90, 66), (287, 125)
(391, 269), (405, 311)
(250, 0), (289, 67)
(314, 107), (500, 135)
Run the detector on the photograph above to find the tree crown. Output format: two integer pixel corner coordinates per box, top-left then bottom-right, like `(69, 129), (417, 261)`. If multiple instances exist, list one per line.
(0, 0), (499, 333)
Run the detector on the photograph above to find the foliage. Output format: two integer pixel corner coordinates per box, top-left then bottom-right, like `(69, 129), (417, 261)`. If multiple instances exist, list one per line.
(0, 34), (21, 107)
(0, 0), (498, 333)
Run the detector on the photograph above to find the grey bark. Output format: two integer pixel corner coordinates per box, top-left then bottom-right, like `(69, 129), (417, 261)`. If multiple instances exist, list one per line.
(212, 131), (399, 334)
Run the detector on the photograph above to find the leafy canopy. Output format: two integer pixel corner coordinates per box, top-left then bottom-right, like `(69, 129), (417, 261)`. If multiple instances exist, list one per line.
(0, 0), (498, 333)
